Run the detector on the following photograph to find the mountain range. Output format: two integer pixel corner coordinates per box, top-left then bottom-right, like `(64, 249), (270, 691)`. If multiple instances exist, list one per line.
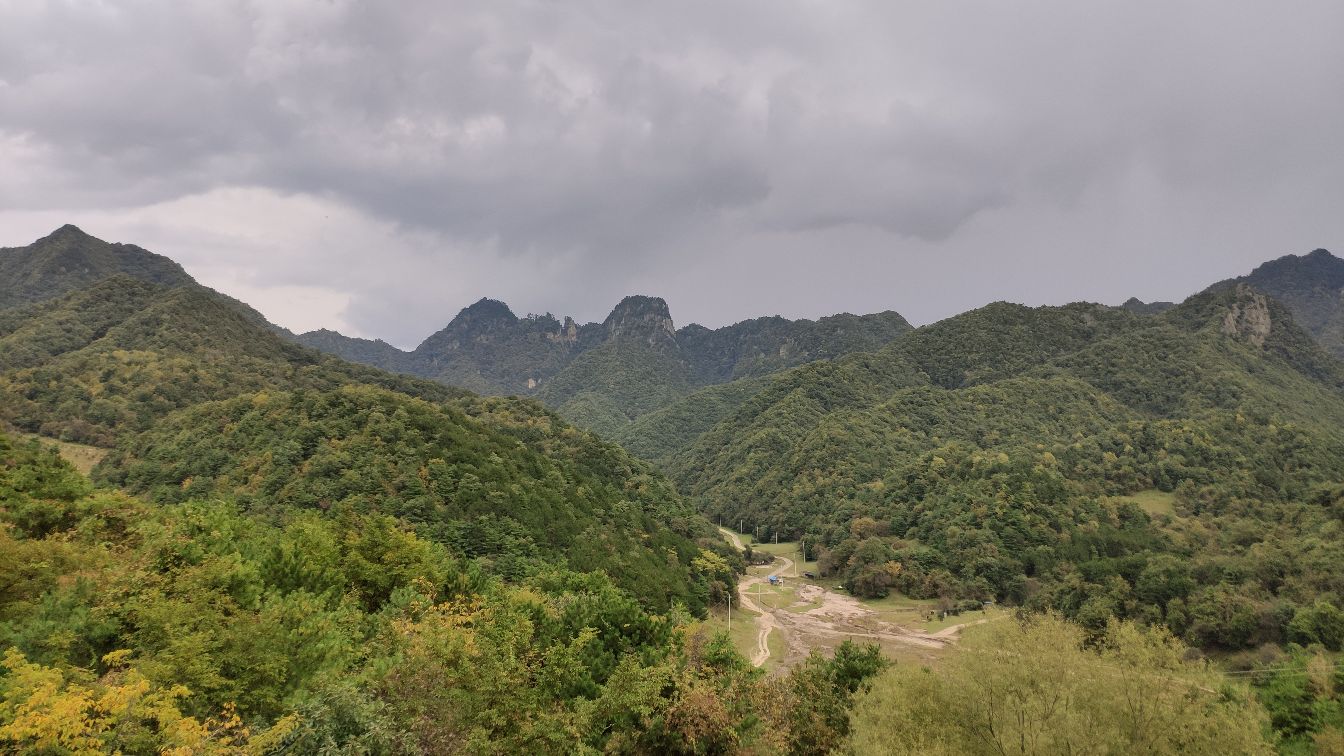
(293, 292), (913, 436)
(5, 224), (1344, 750)
(8, 226), (1344, 447)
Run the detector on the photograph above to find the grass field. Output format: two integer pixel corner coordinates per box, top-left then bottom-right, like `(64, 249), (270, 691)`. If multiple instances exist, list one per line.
(1113, 489), (1178, 516)
(701, 603), (786, 671)
(15, 432), (109, 475)
(703, 605), (761, 657)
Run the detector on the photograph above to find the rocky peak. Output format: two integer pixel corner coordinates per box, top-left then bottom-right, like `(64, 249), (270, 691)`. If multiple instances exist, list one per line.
(603, 295), (677, 347)
(442, 298), (519, 338)
(547, 315), (580, 345)
(457, 298), (517, 324)
(413, 298), (519, 355)
(1220, 284), (1272, 347)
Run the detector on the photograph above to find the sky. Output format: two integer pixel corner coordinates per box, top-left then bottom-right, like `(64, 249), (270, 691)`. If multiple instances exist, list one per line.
(2, 1), (1343, 349)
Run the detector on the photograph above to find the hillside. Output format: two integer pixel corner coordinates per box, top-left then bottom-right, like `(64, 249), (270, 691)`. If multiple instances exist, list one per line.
(0, 428), (887, 753)
(0, 225), (194, 309)
(662, 284), (1344, 655)
(99, 385), (716, 612)
(0, 271), (732, 611)
(0, 276), (455, 446)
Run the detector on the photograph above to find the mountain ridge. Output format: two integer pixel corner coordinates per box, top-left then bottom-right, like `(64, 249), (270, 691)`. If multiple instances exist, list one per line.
(0, 224), (194, 309)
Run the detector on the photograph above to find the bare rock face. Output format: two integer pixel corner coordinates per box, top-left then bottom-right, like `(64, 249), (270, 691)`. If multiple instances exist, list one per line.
(1221, 284), (1272, 347)
(547, 316), (579, 344)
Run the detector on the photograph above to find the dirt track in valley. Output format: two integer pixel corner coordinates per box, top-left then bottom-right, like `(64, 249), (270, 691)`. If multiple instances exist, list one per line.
(719, 528), (996, 671)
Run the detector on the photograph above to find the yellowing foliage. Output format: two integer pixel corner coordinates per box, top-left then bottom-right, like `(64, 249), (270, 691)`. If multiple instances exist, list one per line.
(0, 649), (290, 755)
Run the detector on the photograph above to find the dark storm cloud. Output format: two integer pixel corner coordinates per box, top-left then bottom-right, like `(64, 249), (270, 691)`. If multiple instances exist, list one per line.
(2, 1), (1343, 345)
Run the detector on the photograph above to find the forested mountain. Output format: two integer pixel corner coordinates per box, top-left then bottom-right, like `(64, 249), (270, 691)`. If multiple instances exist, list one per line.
(296, 292), (912, 435)
(659, 283), (1344, 659)
(290, 328), (416, 374)
(4, 225), (1331, 751)
(0, 276), (455, 446)
(0, 268), (736, 612)
(1212, 248), (1344, 357)
(0, 224), (194, 309)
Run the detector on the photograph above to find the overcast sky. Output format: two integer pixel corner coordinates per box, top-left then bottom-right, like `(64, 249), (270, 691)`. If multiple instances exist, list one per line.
(2, 1), (1342, 348)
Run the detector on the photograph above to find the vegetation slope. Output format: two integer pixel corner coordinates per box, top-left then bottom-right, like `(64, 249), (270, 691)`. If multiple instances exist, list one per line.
(664, 286), (1344, 658)
(1, 431), (892, 754)
(0, 274), (737, 611)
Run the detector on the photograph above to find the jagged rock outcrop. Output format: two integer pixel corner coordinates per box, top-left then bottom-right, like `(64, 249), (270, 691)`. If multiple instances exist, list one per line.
(1220, 285), (1272, 347)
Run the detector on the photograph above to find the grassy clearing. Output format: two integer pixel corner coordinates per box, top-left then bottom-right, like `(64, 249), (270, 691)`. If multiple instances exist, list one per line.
(764, 626), (786, 672)
(723, 528), (819, 576)
(1114, 488), (1177, 515)
(703, 604), (765, 662)
(15, 432), (109, 475)
(922, 605), (1009, 632)
(739, 580), (822, 614)
(853, 593), (1009, 632)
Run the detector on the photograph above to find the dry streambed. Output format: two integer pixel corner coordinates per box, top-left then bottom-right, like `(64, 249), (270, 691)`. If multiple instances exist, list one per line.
(720, 528), (998, 671)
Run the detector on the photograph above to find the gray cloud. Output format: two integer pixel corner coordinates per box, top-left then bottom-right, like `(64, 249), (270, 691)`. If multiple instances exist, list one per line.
(2, 1), (1343, 346)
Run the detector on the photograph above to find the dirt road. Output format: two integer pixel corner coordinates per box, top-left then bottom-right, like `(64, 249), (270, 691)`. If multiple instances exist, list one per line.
(719, 528), (965, 670)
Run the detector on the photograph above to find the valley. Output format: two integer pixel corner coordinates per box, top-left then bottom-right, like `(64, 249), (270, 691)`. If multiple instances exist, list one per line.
(2, 224), (1342, 753)
(716, 528), (1006, 671)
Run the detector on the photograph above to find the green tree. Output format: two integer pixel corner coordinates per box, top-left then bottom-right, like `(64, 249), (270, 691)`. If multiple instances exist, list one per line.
(846, 614), (1271, 754)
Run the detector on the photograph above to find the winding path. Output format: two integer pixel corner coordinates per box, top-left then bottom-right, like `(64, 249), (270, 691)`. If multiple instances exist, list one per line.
(718, 527), (983, 670)
(721, 528), (784, 666)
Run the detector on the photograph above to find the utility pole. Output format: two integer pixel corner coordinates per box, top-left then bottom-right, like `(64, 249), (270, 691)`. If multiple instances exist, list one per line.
(727, 591), (732, 631)
(798, 539), (803, 577)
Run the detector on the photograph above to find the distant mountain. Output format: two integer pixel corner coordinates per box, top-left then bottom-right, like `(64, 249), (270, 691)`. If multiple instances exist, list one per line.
(1208, 248), (1344, 358)
(0, 224), (194, 309)
(1120, 297), (1176, 315)
(297, 293), (913, 435)
(292, 327), (417, 373)
(411, 297), (604, 395)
